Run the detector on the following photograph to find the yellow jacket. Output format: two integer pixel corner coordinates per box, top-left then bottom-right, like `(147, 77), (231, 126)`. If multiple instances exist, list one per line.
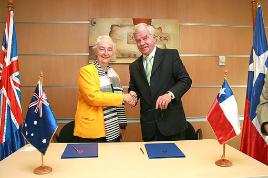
(73, 64), (124, 138)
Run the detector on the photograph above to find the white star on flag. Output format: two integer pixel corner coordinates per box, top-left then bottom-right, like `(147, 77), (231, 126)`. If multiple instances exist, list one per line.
(249, 50), (268, 83)
(219, 87), (226, 97)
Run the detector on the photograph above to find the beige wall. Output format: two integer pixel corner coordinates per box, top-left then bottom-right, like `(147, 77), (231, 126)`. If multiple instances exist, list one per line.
(1, 0), (268, 149)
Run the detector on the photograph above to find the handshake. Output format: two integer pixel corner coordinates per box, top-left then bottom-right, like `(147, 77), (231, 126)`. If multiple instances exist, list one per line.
(123, 91), (138, 107)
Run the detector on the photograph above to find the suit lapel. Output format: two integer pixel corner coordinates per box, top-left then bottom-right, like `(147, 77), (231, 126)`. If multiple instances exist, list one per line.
(137, 56), (147, 81)
(151, 48), (163, 77)
(150, 48), (164, 97)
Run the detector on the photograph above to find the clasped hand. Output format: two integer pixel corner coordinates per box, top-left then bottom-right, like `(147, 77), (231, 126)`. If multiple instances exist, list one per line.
(123, 92), (137, 107)
(124, 91), (172, 109)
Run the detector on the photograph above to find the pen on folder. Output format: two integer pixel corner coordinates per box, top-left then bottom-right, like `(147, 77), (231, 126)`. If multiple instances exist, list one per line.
(72, 145), (84, 153)
(72, 145), (79, 152)
(140, 147), (145, 155)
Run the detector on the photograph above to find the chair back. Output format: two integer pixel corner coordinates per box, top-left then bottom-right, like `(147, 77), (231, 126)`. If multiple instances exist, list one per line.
(185, 121), (203, 140)
(57, 121), (78, 143)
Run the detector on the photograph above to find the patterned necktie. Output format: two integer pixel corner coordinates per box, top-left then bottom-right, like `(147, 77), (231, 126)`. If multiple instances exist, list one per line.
(145, 56), (153, 84)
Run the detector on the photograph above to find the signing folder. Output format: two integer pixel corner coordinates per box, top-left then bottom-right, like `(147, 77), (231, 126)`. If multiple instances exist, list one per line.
(61, 143), (98, 159)
(144, 143), (185, 159)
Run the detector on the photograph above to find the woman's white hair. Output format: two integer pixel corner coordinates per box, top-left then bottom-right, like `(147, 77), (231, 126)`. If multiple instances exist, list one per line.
(92, 35), (115, 53)
(133, 23), (155, 36)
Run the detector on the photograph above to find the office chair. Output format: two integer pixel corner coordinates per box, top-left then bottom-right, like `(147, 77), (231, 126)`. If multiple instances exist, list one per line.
(185, 121), (203, 140)
(57, 121), (78, 143)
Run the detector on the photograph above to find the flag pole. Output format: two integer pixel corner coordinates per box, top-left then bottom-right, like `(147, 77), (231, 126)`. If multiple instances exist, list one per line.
(251, 0), (260, 31)
(251, 0), (257, 30)
(215, 70), (232, 167)
(33, 72), (53, 175)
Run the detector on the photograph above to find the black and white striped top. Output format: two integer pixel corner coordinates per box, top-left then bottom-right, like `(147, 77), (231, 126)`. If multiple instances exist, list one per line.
(94, 61), (127, 141)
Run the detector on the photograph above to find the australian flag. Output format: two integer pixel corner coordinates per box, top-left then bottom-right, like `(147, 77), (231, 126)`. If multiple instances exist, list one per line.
(22, 81), (58, 155)
(240, 5), (268, 165)
(0, 11), (26, 161)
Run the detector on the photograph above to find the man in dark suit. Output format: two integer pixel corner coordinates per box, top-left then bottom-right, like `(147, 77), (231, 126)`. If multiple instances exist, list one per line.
(128, 23), (192, 141)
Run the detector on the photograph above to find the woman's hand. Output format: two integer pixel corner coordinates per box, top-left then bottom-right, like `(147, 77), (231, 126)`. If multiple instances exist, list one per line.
(123, 93), (137, 107)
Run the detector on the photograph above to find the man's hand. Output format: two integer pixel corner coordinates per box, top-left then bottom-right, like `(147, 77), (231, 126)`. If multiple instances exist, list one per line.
(123, 93), (137, 107)
(155, 93), (172, 110)
(129, 91), (138, 107)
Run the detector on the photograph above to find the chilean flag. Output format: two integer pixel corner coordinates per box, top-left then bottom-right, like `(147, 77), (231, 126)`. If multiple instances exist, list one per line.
(240, 5), (268, 165)
(207, 79), (241, 144)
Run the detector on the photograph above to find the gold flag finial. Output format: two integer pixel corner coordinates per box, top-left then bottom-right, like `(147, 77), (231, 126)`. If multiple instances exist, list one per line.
(39, 72), (44, 85)
(7, 0), (14, 11)
(224, 70), (228, 80)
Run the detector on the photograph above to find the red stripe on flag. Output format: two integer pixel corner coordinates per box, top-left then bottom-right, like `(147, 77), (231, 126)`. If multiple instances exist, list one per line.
(0, 97), (7, 144)
(241, 100), (268, 165)
(207, 98), (237, 144)
(1, 66), (23, 125)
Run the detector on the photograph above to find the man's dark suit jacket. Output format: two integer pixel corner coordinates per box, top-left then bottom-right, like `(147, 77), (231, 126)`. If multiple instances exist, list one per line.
(129, 47), (192, 140)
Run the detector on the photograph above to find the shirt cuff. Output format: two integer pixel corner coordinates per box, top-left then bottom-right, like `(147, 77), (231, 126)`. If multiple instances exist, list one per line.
(167, 91), (175, 100)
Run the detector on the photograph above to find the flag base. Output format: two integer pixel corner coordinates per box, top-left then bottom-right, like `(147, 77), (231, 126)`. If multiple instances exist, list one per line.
(215, 158), (232, 167)
(33, 165), (52, 175)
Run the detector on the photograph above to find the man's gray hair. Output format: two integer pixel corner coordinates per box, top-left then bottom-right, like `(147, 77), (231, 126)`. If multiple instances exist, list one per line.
(133, 23), (155, 36)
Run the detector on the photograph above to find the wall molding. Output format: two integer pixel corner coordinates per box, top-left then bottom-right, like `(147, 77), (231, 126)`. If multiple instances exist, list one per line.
(0, 21), (263, 28)
(21, 84), (247, 89)
(56, 115), (244, 124)
(19, 52), (249, 59)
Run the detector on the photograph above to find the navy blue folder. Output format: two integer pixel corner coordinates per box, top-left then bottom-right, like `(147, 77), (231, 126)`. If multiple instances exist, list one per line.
(61, 143), (98, 159)
(144, 143), (185, 159)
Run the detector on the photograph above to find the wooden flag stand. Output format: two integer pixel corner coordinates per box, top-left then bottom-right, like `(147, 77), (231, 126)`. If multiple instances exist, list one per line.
(33, 154), (52, 175)
(33, 72), (53, 175)
(215, 143), (232, 167)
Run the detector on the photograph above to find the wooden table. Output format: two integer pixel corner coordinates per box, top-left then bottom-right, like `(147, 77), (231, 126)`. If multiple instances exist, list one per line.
(0, 139), (267, 178)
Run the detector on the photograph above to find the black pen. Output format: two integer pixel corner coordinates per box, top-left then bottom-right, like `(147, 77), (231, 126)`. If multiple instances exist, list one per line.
(140, 147), (144, 155)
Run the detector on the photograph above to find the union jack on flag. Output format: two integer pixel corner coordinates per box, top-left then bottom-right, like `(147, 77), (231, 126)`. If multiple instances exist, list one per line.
(28, 83), (49, 118)
(22, 81), (58, 155)
(0, 11), (26, 161)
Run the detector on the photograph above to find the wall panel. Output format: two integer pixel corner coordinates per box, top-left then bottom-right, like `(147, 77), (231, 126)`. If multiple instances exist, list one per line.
(15, 0), (89, 20)
(175, 0), (252, 24)
(17, 24), (89, 53)
(180, 25), (252, 54)
(183, 57), (249, 85)
(20, 56), (88, 86)
(87, 0), (255, 24)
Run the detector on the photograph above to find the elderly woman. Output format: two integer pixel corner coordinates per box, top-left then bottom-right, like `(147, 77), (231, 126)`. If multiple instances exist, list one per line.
(74, 35), (135, 142)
